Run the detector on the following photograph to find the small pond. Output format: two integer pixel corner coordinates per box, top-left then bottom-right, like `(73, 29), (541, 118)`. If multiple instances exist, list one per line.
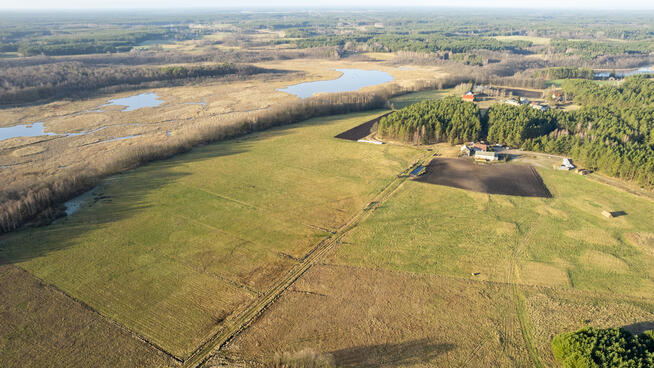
(63, 188), (99, 216)
(104, 92), (163, 111)
(0, 122), (59, 142)
(278, 69), (394, 98)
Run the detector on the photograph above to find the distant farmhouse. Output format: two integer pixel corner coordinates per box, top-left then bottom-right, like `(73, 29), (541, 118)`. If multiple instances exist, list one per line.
(462, 91), (475, 102)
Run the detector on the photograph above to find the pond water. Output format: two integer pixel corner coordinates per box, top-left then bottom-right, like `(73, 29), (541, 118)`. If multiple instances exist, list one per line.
(104, 92), (163, 111)
(594, 65), (654, 78)
(103, 135), (140, 143)
(0, 122), (141, 143)
(63, 188), (99, 216)
(0, 122), (59, 142)
(410, 165), (424, 176)
(278, 69), (394, 98)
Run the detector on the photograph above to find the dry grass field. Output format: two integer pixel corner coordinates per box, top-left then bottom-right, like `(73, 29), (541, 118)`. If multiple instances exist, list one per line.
(0, 58), (448, 202)
(493, 35), (552, 45)
(0, 264), (178, 367)
(0, 111), (423, 360)
(219, 149), (654, 367)
(220, 264), (532, 367)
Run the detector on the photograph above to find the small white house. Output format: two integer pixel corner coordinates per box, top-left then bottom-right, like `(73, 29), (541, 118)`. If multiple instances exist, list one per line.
(558, 158), (575, 170)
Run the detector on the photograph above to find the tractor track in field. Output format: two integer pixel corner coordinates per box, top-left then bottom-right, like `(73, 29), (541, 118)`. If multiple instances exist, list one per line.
(182, 151), (430, 368)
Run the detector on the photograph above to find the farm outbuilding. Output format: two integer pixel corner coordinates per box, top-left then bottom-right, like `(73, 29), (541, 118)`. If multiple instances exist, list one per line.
(475, 151), (499, 162)
(557, 158), (576, 170)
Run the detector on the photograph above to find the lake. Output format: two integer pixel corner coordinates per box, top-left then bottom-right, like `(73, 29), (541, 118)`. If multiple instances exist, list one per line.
(594, 65), (654, 78)
(278, 69), (394, 98)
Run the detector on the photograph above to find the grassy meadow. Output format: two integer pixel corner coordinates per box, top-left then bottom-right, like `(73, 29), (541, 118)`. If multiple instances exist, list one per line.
(2, 104), (653, 366)
(225, 159), (654, 366)
(333, 166), (654, 296)
(0, 110), (423, 359)
(389, 88), (453, 109)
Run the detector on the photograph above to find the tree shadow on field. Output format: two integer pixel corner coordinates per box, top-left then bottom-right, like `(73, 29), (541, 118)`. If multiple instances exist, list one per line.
(329, 339), (455, 368)
(621, 321), (654, 335)
(0, 106), (352, 265)
(0, 140), (251, 265)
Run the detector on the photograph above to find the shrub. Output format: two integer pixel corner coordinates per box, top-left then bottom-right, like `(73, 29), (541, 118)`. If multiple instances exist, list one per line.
(551, 327), (654, 368)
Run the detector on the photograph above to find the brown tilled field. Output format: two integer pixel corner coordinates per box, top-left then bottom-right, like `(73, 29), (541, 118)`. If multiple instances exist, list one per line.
(416, 158), (552, 197)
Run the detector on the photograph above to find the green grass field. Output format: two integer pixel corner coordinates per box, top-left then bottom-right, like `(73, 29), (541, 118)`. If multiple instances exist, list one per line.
(0, 110), (423, 359)
(333, 164), (654, 295)
(390, 88), (452, 109)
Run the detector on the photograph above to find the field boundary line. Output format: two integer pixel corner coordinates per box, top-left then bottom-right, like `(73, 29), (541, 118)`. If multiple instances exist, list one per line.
(182, 151), (431, 368)
(10, 264), (183, 365)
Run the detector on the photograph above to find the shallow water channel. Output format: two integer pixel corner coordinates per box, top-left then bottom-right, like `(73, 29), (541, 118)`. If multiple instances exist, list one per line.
(278, 69), (394, 98)
(1, 92), (163, 142)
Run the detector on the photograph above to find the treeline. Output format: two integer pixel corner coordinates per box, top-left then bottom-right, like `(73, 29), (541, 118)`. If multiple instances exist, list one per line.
(522, 105), (654, 186)
(0, 62), (269, 105)
(487, 104), (560, 147)
(5, 26), (205, 57)
(0, 75), (466, 233)
(487, 77), (654, 187)
(289, 33), (532, 54)
(377, 96), (482, 144)
(552, 327), (653, 368)
(549, 39), (654, 59)
(561, 76), (654, 107)
(535, 67), (594, 80)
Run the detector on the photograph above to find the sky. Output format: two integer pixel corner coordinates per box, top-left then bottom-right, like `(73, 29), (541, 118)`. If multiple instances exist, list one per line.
(0, 0), (653, 10)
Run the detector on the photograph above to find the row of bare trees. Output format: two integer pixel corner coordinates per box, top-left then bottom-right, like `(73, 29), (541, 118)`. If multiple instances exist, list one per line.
(0, 75), (464, 233)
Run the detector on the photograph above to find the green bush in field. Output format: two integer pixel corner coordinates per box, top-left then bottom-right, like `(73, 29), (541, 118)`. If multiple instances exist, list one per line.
(552, 327), (654, 368)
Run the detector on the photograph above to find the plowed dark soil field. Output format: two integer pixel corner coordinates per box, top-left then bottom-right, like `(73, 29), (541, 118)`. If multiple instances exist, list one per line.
(334, 112), (393, 141)
(415, 158), (551, 197)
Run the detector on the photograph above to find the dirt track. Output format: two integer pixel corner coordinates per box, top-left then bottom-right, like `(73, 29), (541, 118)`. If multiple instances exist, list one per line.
(415, 158), (551, 198)
(334, 112), (394, 141)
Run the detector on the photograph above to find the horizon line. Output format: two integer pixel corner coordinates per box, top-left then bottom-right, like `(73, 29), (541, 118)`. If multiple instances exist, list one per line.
(2, 6), (654, 11)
